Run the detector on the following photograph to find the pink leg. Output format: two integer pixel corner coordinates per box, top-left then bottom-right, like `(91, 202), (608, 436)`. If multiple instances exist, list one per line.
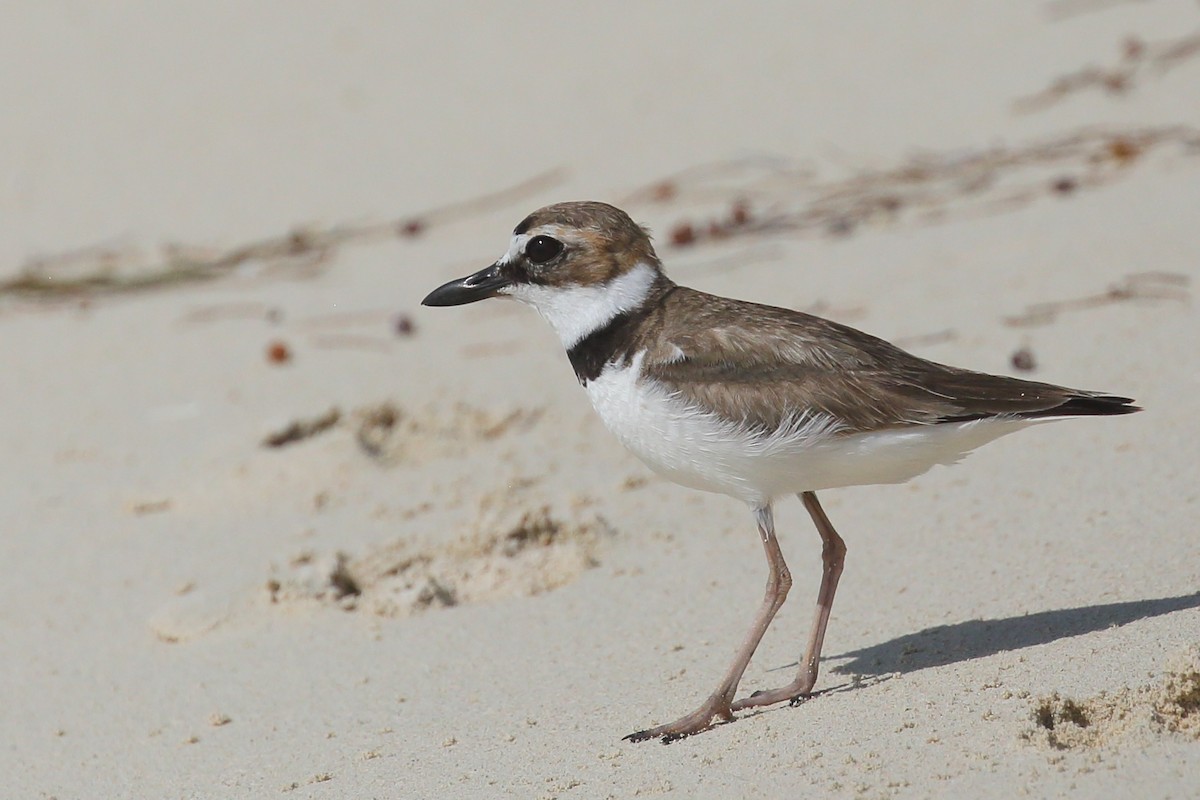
(625, 505), (792, 743)
(732, 491), (846, 711)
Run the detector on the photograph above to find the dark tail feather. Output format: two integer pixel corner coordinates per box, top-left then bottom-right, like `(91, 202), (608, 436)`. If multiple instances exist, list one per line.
(938, 394), (1141, 424)
(1016, 394), (1141, 420)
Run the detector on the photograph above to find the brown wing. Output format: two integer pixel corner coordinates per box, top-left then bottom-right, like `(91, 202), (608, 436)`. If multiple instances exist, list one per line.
(641, 288), (1138, 435)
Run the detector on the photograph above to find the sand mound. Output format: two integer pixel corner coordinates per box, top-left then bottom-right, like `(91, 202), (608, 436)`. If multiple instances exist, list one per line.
(1026, 646), (1200, 749)
(266, 498), (612, 617)
(261, 400), (544, 464)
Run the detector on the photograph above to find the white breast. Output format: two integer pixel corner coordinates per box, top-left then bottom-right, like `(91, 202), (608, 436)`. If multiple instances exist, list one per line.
(585, 353), (1033, 507)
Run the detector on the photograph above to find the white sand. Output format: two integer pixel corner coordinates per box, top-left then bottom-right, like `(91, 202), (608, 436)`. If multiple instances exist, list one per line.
(3, 2), (1199, 797)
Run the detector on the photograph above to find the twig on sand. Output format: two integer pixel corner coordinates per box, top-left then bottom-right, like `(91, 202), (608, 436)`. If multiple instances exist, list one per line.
(262, 408), (343, 449)
(1016, 29), (1200, 112)
(1, 169), (566, 302)
(646, 127), (1200, 251)
(1003, 272), (1190, 327)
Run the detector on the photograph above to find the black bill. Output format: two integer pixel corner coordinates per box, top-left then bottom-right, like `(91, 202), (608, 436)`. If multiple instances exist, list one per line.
(421, 263), (511, 306)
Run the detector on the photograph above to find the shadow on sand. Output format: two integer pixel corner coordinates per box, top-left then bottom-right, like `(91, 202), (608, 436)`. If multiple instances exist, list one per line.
(829, 592), (1200, 677)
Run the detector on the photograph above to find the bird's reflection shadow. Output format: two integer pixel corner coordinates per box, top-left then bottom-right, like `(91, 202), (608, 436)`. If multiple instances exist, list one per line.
(824, 592), (1200, 677)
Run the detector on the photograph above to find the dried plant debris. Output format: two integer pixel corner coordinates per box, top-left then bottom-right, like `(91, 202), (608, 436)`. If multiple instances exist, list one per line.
(266, 501), (612, 617)
(1017, 28), (1200, 112)
(621, 155), (818, 208)
(1003, 271), (1189, 327)
(354, 403), (400, 457)
(1025, 647), (1200, 749)
(632, 128), (1200, 250)
(0, 169), (564, 302)
(262, 408), (342, 449)
(259, 401), (542, 460)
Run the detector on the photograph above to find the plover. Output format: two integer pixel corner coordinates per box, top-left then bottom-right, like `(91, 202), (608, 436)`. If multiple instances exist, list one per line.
(421, 201), (1139, 743)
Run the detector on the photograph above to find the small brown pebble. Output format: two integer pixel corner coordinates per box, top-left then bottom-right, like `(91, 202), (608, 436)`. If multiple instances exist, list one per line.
(1107, 137), (1139, 164)
(393, 314), (416, 336)
(266, 340), (292, 365)
(670, 223), (696, 247)
(730, 201), (751, 226)
(399, 218), (425, 238)
(1011, 347), (1037, 372)
(649, 181), (677, 202)
(1051, 177), (1077, 195)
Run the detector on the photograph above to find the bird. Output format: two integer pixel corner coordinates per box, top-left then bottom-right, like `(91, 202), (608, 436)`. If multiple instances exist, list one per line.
(421, 200), (1139, 743)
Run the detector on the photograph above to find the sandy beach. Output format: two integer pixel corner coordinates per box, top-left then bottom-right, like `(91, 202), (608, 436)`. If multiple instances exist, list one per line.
(3, 2), (1199, 797)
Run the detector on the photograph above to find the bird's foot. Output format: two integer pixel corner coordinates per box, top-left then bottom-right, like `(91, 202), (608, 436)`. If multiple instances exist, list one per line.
(730, 680), (815, 712)
(623, 696), (734, 744)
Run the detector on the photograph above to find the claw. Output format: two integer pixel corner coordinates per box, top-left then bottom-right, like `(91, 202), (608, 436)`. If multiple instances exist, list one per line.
(622, 700), (731, 744)
(624, 726), (701, 744)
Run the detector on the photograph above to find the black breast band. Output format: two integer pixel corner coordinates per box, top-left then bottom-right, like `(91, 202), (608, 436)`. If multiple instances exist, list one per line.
(566, 312), (641, 385)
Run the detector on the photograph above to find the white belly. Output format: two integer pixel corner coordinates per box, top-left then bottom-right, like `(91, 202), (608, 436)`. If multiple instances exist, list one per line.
(584, 355), (1032, 507)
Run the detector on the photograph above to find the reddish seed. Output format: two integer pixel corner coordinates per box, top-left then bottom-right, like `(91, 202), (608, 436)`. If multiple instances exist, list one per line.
(730, 201), (750, 227)
(394, 314), (415, 336)
(399, 218), (425, 238)
(670, 223), (696, 247)
(650, 182), (677, 202)
(1102, 74), (1128, 93)
(1011, 347), (1037, 372)
(266, 340), (292, 365)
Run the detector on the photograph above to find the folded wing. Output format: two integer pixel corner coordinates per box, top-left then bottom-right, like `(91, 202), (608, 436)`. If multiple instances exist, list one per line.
(643, 289), (1139, 436)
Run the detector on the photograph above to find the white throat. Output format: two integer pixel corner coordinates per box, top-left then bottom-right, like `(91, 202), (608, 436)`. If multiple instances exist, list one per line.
(508, 261), (659, 349)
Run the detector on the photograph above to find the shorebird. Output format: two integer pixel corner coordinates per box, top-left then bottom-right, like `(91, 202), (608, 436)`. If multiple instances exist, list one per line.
(421, 201), (1138, 742)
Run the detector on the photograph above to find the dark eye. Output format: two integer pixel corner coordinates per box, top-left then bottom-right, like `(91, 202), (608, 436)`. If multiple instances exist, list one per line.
(525, 235), (563, 264)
